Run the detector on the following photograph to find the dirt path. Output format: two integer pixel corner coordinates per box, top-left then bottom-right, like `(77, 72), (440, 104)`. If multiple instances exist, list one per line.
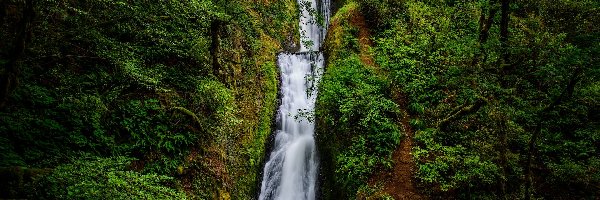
(350, 11), (425, 200)
(384, 109), (425, 199)
(350, 12), (375, 68)
(334, 5), (425, 199)
(368, 88), (425, 199)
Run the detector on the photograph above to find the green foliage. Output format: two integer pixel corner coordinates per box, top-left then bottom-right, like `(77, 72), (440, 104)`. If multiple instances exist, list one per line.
(311, 0), (600, 198)
(192, 79), (239, 137)
(3, 0), (595, 198)
(231, 62), (279, 199)
(356, 184), (394, 200)
(414, 129), (501, 192)
(29, 157), (186, 199)
(0, 137), (26, 167)
(317, 55), (401, 196)
(117, 98), (196, 155)
(1, 0), (299, 198)
(356, 0), (404, 30)
(363, 0), (600, 198)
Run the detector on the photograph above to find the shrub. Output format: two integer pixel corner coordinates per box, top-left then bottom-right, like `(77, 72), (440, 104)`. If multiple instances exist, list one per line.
(29, 157), (187, 199)
(317, 55), (401, 196)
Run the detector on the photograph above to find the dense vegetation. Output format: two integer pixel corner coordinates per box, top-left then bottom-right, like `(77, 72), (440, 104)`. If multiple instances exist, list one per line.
(1, 0), (598, 199)
(317, 0), (599, 199)
(316, 2), (402, 198)
(1, 0), (298, 199)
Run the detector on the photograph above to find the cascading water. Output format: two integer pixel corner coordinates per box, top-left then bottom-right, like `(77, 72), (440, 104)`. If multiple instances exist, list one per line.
(259, 0), (329, 199)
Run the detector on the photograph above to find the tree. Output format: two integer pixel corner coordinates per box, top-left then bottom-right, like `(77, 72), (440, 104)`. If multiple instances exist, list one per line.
(0, 0), (34, 108)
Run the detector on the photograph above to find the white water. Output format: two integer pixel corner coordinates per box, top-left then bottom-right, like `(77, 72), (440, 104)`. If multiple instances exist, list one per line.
(259, 0), (330, 199)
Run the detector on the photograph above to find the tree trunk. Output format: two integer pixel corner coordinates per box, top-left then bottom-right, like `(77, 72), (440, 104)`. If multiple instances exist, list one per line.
(0, 1), (6, 26)
(472, 2), (498, 66)
(499, 124), (508, 199)
(500, 0), (510, 65)
(497, 2), (510, 197)
(479, 6), (498, 44)
(524, 68), (582, 200)
(438, 97), (487, 129)
(210, 19), (223, 81)
(0, 0), (34, 108)
(524, 123), (540, 200)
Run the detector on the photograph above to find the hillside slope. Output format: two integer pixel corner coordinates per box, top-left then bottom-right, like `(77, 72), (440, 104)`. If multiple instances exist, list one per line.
(0, 0), (299, 199)
(317, 0), (599, 199)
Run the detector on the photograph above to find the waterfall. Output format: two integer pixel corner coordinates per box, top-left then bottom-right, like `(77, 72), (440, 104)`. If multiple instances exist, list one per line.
(259, 0), (330, 199)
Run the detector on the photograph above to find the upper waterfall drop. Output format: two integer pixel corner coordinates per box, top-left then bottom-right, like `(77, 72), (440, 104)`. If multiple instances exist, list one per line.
(258, 0), (330, 199)
(298, 0), (330, 52)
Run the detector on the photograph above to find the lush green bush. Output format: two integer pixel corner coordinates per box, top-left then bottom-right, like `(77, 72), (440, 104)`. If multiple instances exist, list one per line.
(118, 99), (195, 154)
(317, 55), (401, 196)
(414, 129), (501, 193)
(191, 78), (239, 138)
(29, 157), (186, 199)
(357, 0), (404, 30)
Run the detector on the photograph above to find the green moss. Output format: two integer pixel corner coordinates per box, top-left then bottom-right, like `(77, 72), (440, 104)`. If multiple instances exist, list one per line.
(231, 61), (279, 199)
